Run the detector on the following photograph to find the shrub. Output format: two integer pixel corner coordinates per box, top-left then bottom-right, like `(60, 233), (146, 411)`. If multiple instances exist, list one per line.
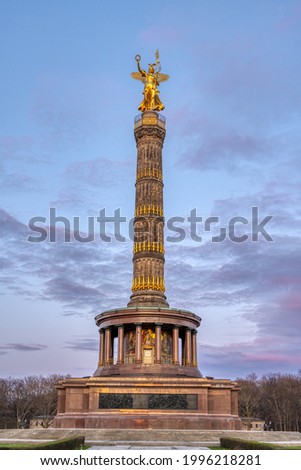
(0, 436), (85, 450)
(220, 437), (283, 450)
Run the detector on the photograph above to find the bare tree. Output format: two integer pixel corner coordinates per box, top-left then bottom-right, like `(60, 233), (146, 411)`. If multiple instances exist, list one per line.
(0, 379), (13, 428)
(0, 374), (69, 428)
(237, 373), (260, 429)
(260, 373), (301, 431)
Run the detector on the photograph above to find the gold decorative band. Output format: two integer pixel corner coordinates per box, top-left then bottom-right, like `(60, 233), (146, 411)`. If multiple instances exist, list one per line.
(132, 276), (165, 292)
(136, 168), (162, 181)
(135, 205), (163, 217)
(133, 241), (164, 254)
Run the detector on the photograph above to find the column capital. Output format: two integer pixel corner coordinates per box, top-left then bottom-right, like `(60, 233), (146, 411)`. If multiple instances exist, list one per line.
(134, 125), (166, 146)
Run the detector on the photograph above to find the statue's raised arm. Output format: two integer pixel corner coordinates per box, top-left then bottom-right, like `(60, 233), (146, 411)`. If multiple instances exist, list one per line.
(136, 55), (144, 76)
(131, 51), (169, 112)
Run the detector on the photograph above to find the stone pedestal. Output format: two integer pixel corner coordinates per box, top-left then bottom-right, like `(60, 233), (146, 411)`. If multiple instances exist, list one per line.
(53, 376), (241, 430)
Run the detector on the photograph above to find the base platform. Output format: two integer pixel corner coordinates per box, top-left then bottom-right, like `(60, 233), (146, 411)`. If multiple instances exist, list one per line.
(2, 429), (301, 447)
(53, 375), (241, 430)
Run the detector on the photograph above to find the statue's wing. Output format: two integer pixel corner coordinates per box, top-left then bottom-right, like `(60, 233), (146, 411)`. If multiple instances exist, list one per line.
(130, 72), (146, 83)
(157, 73), (169, 84)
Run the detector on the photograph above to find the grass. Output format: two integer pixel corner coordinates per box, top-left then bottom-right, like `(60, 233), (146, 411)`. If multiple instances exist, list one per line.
(216, 437), (301, 451)
(280, 446), (301, 450)
(0, 436), (85, 450)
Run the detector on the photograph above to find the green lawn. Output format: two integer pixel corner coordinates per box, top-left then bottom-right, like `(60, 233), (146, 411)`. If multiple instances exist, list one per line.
(0, 436), (85, 450)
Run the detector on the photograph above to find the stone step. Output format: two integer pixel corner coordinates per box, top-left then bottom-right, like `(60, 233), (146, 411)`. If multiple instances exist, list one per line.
(1, 429), (301, 446)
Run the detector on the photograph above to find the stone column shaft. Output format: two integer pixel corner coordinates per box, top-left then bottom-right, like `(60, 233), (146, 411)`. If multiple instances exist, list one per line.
(98, 329), (105, 367)
(172, 326), (179, 365)
(155, 324), (162, 363)
(128, 112), (168, 307)
(185, 328), (192, 366)
(192, 330), (198, 367)
(104, 328), (112, 365)
(117, 325), (124, 364)
(135, 324), (142, 364)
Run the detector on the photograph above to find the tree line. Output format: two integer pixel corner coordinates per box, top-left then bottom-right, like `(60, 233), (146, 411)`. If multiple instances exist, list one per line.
(1, 372), (301, 430)
(237, 372), (301, 432)
(0, 374), (68, 428)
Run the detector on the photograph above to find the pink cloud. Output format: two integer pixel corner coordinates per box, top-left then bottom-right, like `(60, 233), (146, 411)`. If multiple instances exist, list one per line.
(244, 352), (300, 365)
(201, 338), (301, 378)
(279, 291), (301, 310)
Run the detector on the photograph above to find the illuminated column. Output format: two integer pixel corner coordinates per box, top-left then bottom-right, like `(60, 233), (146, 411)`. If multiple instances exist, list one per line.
(117, 325), (124, 364)
(192, 330), (198, 367)
(98, 329), (105, 367)
(185, 329), (192, 366)
(155, 324), (162, 363)
(135, 324), (142, 364)
(172, 326), (179, 365)
(104, 328), (112, 365)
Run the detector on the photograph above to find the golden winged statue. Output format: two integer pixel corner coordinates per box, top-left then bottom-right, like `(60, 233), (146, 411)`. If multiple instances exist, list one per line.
(131, 50), (169, 112)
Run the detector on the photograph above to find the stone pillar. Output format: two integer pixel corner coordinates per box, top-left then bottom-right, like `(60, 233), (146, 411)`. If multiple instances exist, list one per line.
(192, 330), (198, 367)
(182, 335), (185, 366)
(117, 325), (124, 364)
(155, 324), (162, 363)
(98, 329), (105, 366)
(104, 328), (112, 365)
(185, 328), (192, 366)
(135, 324), (142, 364)
(172, 326), (179, 365)
(128, 112), (168, 308)
(57, 390), (66, 413)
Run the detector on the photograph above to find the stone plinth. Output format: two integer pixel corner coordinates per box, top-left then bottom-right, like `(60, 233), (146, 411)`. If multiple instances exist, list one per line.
(53, 376), (241, 430)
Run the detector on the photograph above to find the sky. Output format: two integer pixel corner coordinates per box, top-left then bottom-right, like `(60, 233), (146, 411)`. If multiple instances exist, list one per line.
(0, 0), (300, 380)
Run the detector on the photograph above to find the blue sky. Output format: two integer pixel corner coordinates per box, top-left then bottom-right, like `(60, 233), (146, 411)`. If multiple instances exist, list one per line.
(1, 0), (301, 380)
